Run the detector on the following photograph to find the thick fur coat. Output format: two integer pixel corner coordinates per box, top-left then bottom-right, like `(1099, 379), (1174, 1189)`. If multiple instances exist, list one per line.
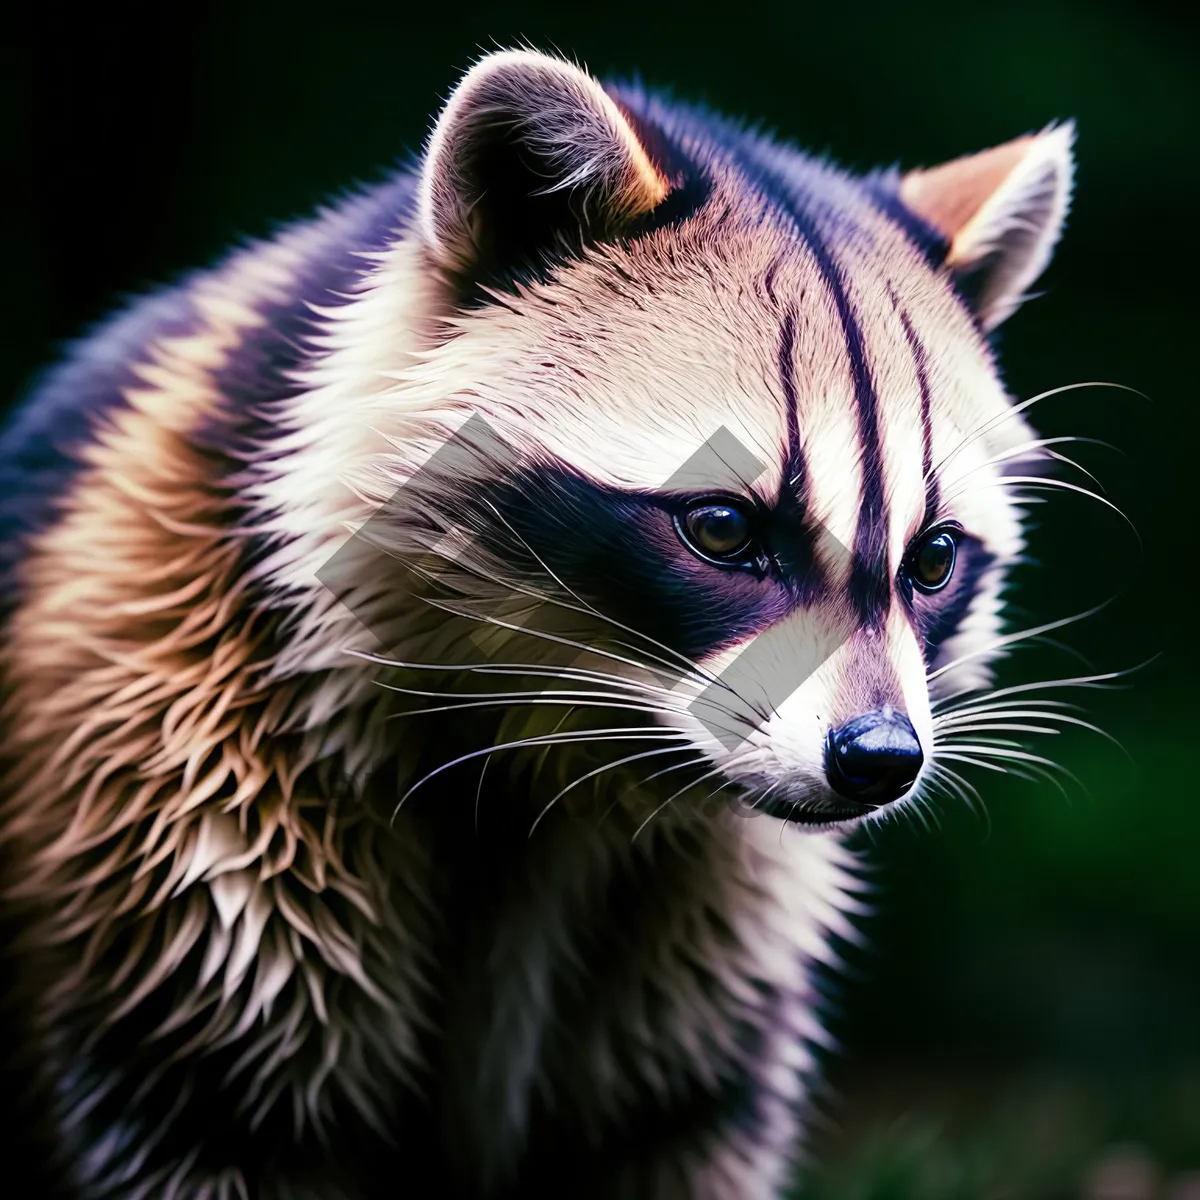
(0, 49), (1074, 1199)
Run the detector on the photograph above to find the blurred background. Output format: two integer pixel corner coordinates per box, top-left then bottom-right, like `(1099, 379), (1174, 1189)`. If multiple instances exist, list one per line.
(4, 2), (1196, 1195)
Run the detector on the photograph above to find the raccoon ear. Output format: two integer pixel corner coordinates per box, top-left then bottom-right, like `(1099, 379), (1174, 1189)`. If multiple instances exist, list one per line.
(415, 50), (671, 285)
(899, 123), (1075, 331)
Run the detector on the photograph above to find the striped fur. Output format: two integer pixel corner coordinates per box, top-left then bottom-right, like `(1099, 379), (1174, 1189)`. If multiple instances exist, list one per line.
(0, 50), (1074, 1198)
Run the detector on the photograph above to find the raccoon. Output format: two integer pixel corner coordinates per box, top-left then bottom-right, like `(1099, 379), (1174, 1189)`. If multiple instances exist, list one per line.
(0, 48), (1075, 1200)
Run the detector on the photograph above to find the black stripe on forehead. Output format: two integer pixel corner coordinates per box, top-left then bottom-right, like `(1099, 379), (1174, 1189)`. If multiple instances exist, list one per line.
(764, 254), (808, 499)
(771, 307), (827, 597)
(890, 291), (941, 524)
(784, 213), (891, 629)
(777, 306), (804, 479)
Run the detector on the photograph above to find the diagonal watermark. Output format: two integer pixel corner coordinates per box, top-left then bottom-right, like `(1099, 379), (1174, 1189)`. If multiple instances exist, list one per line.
(316, 413), (521, 647)
(315, 415), (854, 754)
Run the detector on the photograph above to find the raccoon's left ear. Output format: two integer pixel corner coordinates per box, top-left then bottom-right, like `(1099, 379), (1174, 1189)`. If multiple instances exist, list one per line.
(900, 122), (1075, 331)
(415, 49), (671, 287)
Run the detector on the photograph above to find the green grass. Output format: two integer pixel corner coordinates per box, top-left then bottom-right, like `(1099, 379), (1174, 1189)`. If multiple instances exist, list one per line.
(794, 1116), (1082, 1200)
(791, 1069), (1200, 1200)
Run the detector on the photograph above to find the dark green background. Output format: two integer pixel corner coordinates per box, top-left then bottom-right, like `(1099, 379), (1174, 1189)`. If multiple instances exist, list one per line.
(5, 2), (1197, 1194)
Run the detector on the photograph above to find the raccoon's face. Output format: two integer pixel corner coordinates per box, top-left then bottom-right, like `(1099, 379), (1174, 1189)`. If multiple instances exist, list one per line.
(363, 51), (1074, 828)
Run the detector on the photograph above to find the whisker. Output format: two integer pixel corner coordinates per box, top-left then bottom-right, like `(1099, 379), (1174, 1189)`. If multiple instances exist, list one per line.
(932, 658), (1158, 710)
(927, 601), (1114, 683)
(937, 750), (1018, 775)
(383, 693), (689, 722)
(393, 695), (743, 739)
(941, 768), (986, 818)
(530, 705), (580, 786)
(609, 638), (772, 723)
(935, 705), (1088, 725)
(949, 435), (1118, 491)
(937, 741), (1086, 803)
(630, 752), (760, 843)
(935, 721), (1062, 737)
(419, 601), (761, 741)
(350, 649), (681, 698)
(945, 735), (1026, 749)
(528, 744), (693, 838)
(390, 527), (767, 731)
(740, 779), (787, 844)
(372, 676), (683, 705)
(1022, 635), (1096, 672)
(914, 792), (942, 833)
(903, 792), (935, 836)
(935, 742), (1074, 775)
(416, 596), (719, 705)
(936, 705), (1089, 724)
(754, 778), (785, 814)
(933, 698), (1084, 717)
(596, 754), (714, 827)
(631, 774), (715, 843)
(1039, 448), (1109, 492)
(636, 755), (714, 789)
(478, 499), (738, 698)
(941, 752), (1069, 797)
(419, 515), (724, 703)
(933, 381), (1146, 480)
(927, 763), (988, 830)
(474, 755), (491, 833)
(934, 708), (1129, 756)
(392, 727), (689, 819)
(947, 476), (1139, 542)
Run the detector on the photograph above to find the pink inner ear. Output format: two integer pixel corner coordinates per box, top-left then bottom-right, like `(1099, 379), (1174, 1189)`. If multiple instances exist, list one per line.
(897, 125), (1074, 331)
(899, 137), (1036, 245)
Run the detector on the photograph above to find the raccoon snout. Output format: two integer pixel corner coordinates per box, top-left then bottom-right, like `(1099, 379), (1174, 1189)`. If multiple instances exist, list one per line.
(824, 707), (924, 807)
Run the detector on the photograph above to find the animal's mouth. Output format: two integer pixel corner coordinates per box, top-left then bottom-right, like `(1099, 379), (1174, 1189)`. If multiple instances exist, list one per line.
(774, 801), (872, 826)
(745, 788), (876, 826)
(790, 806), (870, 826)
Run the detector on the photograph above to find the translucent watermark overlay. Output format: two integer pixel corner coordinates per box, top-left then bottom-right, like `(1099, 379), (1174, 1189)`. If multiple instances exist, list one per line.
(316, 415), (854, 815)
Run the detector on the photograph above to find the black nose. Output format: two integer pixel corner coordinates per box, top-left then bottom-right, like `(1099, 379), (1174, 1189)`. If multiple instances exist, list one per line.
(825, 709), (924, 807)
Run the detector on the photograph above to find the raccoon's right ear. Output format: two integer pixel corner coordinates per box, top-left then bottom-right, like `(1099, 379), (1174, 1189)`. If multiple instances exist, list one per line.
(414, 50), (671, 288)
(899, 123), (1075, 331)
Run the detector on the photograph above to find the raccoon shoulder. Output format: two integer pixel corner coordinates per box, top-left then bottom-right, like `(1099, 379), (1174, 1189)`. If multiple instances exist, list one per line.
(0, 174), (414, 605)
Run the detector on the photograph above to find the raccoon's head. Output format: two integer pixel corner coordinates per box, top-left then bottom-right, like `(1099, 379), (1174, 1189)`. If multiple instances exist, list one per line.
(319, 50), (1074, 829)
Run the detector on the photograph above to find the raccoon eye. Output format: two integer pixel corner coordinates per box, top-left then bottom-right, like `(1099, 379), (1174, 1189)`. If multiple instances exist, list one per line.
(908, 527), (959, 593)
(676, 500), (756, 566)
